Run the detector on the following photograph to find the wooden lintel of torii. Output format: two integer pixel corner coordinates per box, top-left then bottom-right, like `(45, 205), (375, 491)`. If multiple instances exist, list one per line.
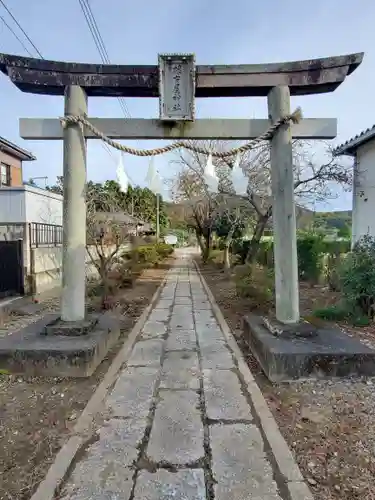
(19, 117), (337, 141)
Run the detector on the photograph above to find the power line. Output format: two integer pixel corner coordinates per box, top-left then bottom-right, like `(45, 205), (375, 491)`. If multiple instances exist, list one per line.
(0, 0), (43, 58)
(0, 0), (117, 182)
(78, 0), (130, 119)
(0, 15), (34, 57)
(0, 0), (137, 186)
(78, 0), (139, 186)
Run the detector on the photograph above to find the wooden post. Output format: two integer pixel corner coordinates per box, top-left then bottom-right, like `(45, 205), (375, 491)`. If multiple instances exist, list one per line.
(267, 85), (299, 324)
(61, 86), (87, 322)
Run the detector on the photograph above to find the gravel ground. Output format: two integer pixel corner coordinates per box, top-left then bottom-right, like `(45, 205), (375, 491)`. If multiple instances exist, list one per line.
(0, 261), (172, 500)
(0, 297), (60, 338)
(200, 262), (375, 500)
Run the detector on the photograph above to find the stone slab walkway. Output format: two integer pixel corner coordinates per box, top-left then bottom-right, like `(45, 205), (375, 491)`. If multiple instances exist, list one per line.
(60, 252), (312, 500)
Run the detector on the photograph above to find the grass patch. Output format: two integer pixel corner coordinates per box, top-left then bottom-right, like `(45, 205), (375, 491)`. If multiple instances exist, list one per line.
(313, 305), (371, 327)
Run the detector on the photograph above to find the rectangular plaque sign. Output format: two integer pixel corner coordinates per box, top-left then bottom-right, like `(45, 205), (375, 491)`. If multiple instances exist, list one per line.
(158, 53), (195, 121)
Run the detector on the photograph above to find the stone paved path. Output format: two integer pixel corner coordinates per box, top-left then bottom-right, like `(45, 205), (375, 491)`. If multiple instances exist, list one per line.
(60, 252), (311, 500)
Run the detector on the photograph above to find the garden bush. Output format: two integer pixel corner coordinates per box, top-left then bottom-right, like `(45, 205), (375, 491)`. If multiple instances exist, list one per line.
(155, 242), (174, 258)
(313, 305), (349, 321)
(232, 235), (350, 285)
(313, 236), (375, 324)
(256, 241), (274, 268)
(232, 239), (250, 264)
(313, 304), (371, 326)
(297, 233), (325, 283)
(339, 235), (375, 319)
(324, 251), (346, 291)
(128, 243), (173, 267)
(321, 239), (351, 254)
(206, 249), (224, 267)
(133, 245), (159, 265)
(233, 263), (273, 307)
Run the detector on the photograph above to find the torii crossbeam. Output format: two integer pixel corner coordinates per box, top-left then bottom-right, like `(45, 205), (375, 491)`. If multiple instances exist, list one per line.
(0, 52), (363, 324)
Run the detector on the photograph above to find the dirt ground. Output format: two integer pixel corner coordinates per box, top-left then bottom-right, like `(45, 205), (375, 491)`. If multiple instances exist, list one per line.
(199, 261), (375, 500)
(0, 260), (172, 500)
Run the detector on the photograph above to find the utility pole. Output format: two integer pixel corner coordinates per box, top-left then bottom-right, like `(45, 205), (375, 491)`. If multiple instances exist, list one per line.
(156, 193), (160, 242)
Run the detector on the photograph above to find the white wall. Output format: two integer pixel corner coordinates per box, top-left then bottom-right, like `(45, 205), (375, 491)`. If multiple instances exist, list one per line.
(30, 244), (130, 295)
(0, 188), (26, 222)
(24, 186), (62, 224)
(0, 185), (63, 224)
(352, 140), (375, 245)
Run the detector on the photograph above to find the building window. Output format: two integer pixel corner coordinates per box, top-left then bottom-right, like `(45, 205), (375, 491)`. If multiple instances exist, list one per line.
(0, 163), (10, 186)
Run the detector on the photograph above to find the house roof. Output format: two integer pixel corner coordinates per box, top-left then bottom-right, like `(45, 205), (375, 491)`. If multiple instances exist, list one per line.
(333, 124), (375, 156)
(94, 211), (145, 226)
(0, 136), (36, 161)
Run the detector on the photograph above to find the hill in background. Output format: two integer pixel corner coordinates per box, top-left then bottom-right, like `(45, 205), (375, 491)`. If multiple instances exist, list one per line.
(165, 200), (352, 236)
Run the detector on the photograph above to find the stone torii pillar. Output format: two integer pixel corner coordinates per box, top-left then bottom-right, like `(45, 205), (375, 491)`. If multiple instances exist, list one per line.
(268, 86), (299, 324)
(0, 51), (363, 325)
(61, 86), (87, 321)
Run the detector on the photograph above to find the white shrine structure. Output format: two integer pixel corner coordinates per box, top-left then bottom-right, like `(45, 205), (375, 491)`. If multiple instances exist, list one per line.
(334, 125), (375, 246)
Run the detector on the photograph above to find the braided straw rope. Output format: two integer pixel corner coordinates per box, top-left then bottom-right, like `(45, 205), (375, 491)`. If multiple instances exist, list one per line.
(60, 107), (302, 158)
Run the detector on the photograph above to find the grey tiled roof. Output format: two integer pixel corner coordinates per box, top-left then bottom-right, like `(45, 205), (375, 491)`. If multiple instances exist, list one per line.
(334, 124), (375, 156)
(0, 136), (36, 161)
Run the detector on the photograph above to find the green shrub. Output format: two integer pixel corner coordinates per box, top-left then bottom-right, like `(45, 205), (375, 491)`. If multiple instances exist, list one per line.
(324, 252), (346, 291)
(127, 243), (173, 268)
(232, 239), (250, 264)
(233, 236), (349, 285)
(218, 239), (226, 251)
(351, 315), (371, 327)
(313, 236), (375, 324)
(313, 305), (370, 326)
(339, 235), (375, 318)
(313, 305), (348, 321)
(207, 249), (224, 266)
(233, 264), (273, 306)
(321, 239), (351, 254)
(155, 243), (174, 258)
(297, 234), (324, 283)
(131, 245), (159, 266)
(256, 241), (274, 268)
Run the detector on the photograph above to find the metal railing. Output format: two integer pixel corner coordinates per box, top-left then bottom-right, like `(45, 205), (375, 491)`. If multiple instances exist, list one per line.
(30, 222), (63, 247)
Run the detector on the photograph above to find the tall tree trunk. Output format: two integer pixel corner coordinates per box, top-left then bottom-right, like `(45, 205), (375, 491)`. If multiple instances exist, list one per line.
(202, 231), (212, 263)
(223, 230), (234, 269)
(245, 215), (270, 264)
(195, 230), (205, 255)
(223, 245), (231, 269)
(99, 262), (110, 309)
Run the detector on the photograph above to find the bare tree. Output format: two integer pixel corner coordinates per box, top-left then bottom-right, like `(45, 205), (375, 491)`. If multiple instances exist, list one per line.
(220, 140), (352, 262)
(86, 183), (131, 308)
(212, 194), (253, 268)
(169, 141), (221, 262)
(170, 139), (352, 264)
(242, 140), (352, 262)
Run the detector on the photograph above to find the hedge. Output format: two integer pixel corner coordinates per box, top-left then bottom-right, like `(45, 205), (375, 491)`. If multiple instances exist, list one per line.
(232, 237), (351, 282)
(122, 243), (174, 265)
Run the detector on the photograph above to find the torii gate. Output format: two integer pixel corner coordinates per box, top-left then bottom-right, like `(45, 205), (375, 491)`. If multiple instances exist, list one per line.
(0, 52), (363, 325)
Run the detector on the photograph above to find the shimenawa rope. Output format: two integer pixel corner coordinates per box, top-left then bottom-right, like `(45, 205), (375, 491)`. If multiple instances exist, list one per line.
(60, 107), (302, 158)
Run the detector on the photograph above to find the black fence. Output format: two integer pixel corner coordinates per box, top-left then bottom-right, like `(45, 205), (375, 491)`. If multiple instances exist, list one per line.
(30, 223), (63, 247)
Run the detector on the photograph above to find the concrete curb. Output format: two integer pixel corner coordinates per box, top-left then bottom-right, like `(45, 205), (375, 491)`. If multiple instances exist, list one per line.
(30, 272), (169, 500)
(194, 260), (314, 500)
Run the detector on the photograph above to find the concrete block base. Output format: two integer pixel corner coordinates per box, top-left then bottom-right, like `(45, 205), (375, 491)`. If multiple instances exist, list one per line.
(243, 314), (375, 382)
(0, 311), (121, 377)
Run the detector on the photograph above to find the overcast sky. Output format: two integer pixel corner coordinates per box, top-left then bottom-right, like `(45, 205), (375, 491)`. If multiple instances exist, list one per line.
(1, 0), (374, 210)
